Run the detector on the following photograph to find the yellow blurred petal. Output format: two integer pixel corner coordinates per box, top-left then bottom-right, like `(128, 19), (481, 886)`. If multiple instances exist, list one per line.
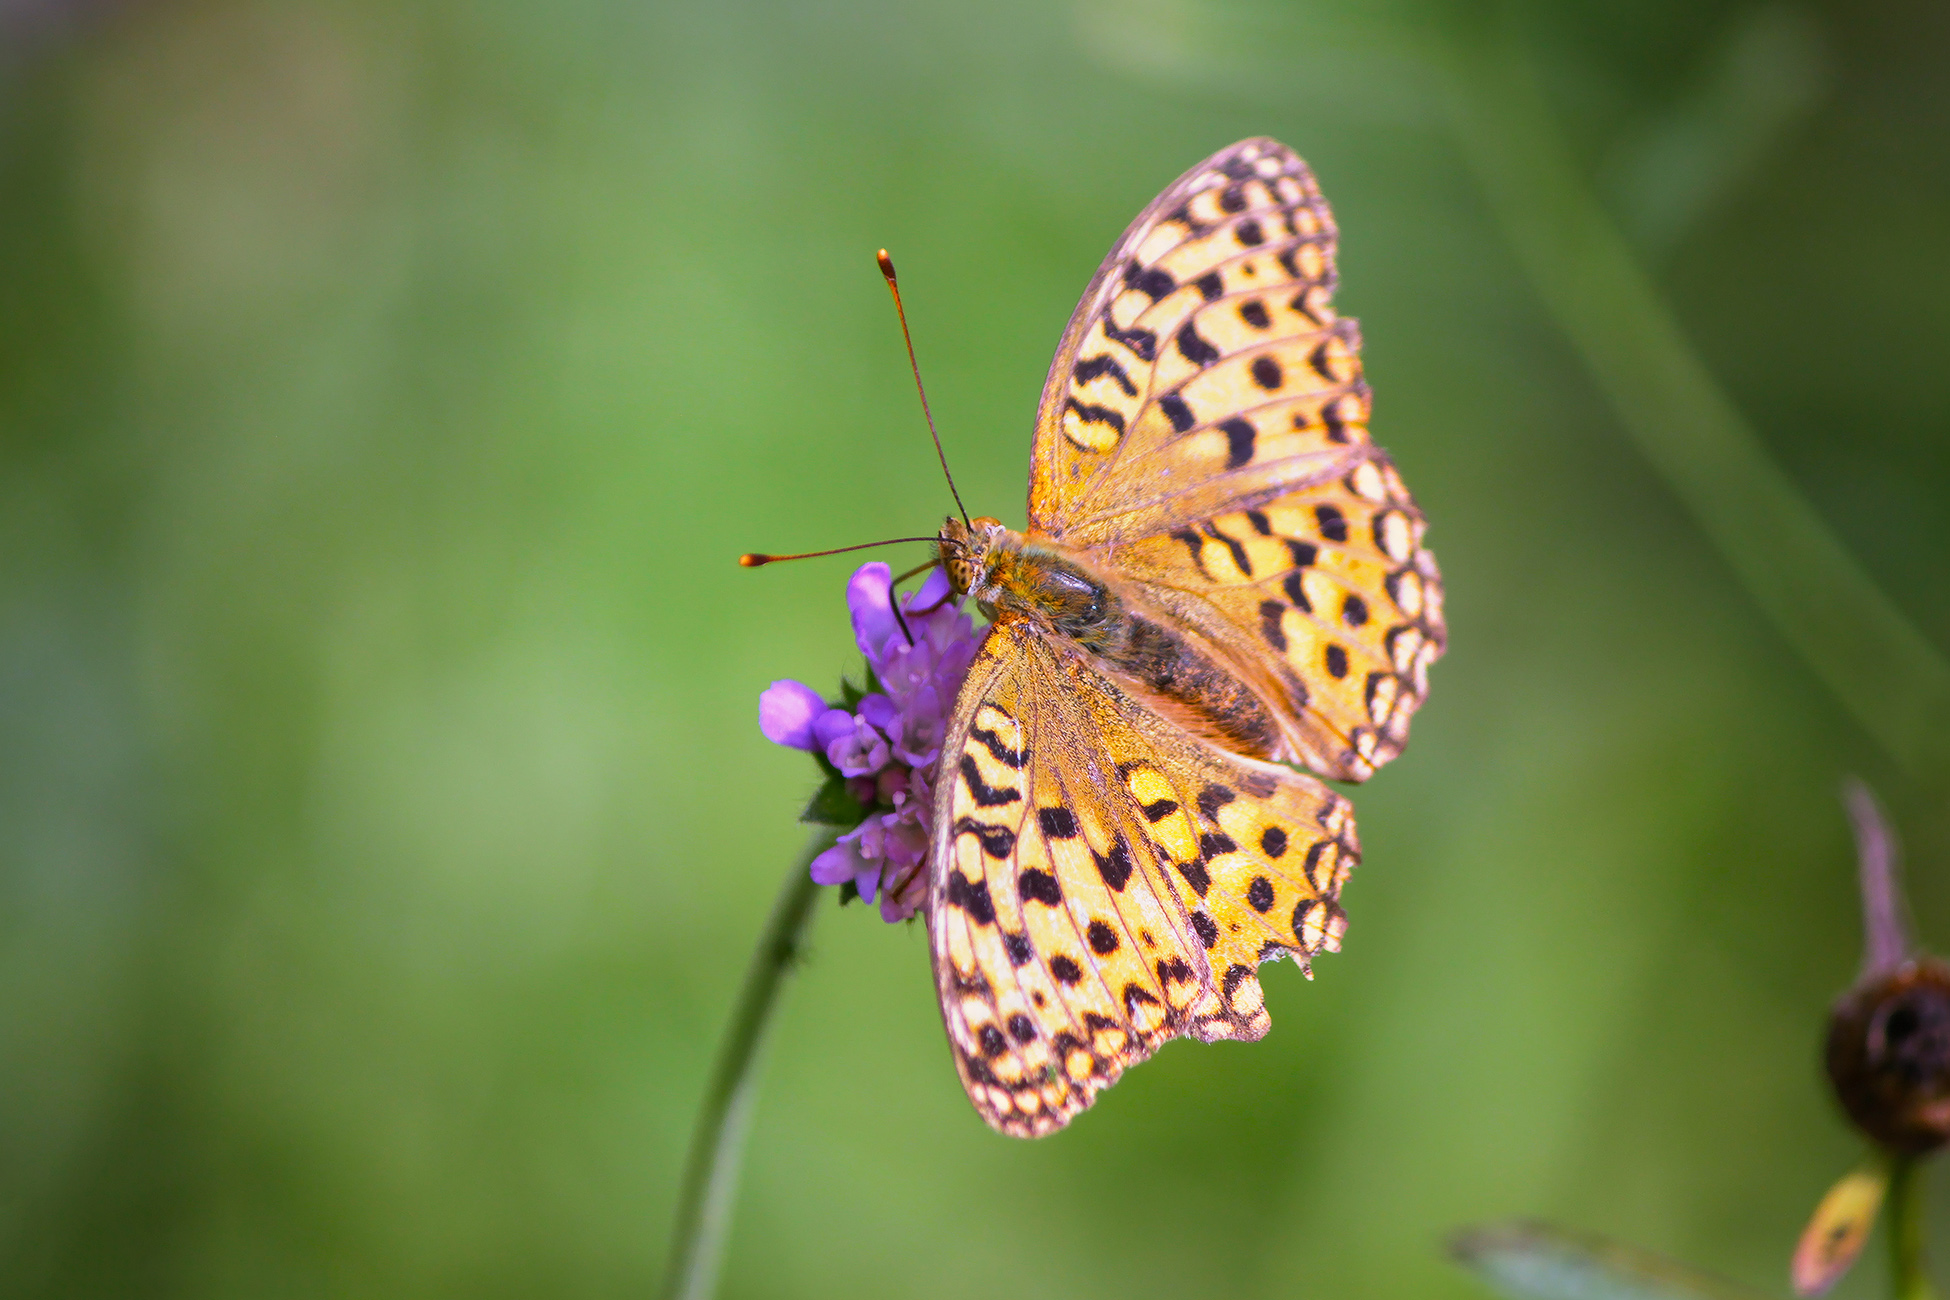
(1793, 1161), (1890, 1296)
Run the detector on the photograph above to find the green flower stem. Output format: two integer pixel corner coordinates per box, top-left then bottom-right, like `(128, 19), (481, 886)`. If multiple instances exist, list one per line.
(1889, 1156), (1936, 1300)
(1436, 17), (1950, 786)
(659, 827), (836, 1300)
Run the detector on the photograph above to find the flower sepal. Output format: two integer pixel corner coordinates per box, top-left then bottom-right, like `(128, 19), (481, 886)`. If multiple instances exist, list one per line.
(800, 773), (868, 828)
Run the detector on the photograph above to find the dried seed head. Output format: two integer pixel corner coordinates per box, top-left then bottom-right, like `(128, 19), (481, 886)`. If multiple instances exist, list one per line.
(1825, 957), (1950, 1155)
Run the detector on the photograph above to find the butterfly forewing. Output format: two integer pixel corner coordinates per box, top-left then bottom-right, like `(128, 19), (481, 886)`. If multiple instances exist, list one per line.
(1023, 136), (1445, 784)
(930, 619), (1359, 1136)
(1029, 138), (1367, 544)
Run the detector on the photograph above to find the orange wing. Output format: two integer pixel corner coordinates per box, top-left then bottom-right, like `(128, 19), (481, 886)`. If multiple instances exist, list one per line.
(927, 619), (1359, 1136)
(1027, 137), (1444, 781)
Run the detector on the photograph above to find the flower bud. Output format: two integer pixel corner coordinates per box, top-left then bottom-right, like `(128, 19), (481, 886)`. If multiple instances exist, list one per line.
(1825, 957), (1950, 1155)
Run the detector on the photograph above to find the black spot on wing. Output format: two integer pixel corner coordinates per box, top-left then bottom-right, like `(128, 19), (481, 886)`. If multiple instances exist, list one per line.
(1171, 527), (1212, 580)
(1125, 261), (1176, 300)
(1087, 920), (1121, 955)
(1094, 837), (1134, 891)
(1245, 509), (1271, 535)
(1315, 505), (1348, 543)
(1238, 299), (1271, 330)
(1063, 397), (1126, 437)
(1218, 181), (1248, 213)
(1037, 806), (1079, 839)
(1140, 798), (1179, 823)
(1007, 1013), (1037, 1043)
(1260, 826), (1288, 858)
(1259, 600), (1287, 651)
(960, 754), (1022, 807)
(1018, 868), (1062, 906)
(979, 1024), (1007, 1056)
(1303, 840), (1334, 892)
(1199, 832), (1238, 860)
(1203, 523), (1251, 576)
(1175, 321), (1220, 367)
(955, 817), (1016, 859)
(1247, 876), (1275, 913)
(1073, 354), (1138, 397)
(1282, 571), (1311, 612)
(1197, 784), (1235, 823)
(1234, 218), (1265, 246)
(1286, 539), (1318, 568)
(1124, 983), (1161, 1015)
(971, 727), (1027, 769)
(1308, 340), (1336, 381)
(1003, 930), (1033, 966)
(1325, 644), (1349, 678)
(1190, 911), (1219, 949)
(1343, 594), (1369, 627)
(1177, 858), (1211, 897)
(1321, 401), (1349, 443)
(1158, 393), (1195, 433)
(1103, 320), (1157, 362)
(1249, 355), (1283, 390)
(945, 871), (996, 925)
(1194, 271), (1224, 301)
(1221, 417), (1255, 469)
(1050, 954), (1082, 985)
(1222, 963), (1254, 998)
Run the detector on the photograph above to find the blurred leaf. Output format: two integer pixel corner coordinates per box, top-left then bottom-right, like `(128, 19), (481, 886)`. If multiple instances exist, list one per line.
(1791, 1157), (1888, 1296)
(1452, 1221), (1775, 1300)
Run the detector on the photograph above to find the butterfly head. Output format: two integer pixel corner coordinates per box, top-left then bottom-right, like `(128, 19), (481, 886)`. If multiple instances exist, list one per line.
(937, 515), (1006, 600)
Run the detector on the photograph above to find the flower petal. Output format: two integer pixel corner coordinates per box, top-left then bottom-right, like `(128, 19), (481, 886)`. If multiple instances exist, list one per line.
(847, 563), (900, 667)
(809, 840), (862, 887)
(908, 565), (953, 612)
(812, 707), (857, 751)
(856, 693), (897, 733)
(758, 680), (827, 750)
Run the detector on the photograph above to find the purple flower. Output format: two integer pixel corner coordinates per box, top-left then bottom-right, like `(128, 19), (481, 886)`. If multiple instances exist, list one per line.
(758, 680), (826, 750)
(759, 561), (982, 923)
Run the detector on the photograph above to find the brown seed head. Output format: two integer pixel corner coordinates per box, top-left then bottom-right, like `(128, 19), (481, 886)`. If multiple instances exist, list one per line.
(1825, 957), (1950, 1155)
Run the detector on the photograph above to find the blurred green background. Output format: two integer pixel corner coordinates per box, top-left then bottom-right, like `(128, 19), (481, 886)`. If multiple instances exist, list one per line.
(3, 0), (1948, 1296)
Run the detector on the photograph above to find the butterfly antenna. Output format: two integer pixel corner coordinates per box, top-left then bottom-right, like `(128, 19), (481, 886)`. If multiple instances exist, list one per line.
(878, 249), (969, 528)
(739, 537), (940, 567)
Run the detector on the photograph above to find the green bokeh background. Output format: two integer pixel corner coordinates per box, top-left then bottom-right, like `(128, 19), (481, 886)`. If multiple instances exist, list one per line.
(3, 0), (1948, 1296)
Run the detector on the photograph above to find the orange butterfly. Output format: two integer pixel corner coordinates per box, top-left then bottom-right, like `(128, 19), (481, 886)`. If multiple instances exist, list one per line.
(924, 138), (1445, 1135)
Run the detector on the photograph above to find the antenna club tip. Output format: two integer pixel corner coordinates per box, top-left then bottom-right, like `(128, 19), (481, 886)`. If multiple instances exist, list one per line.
(738, 553), (770, 567)
(876, 249), (896, 281)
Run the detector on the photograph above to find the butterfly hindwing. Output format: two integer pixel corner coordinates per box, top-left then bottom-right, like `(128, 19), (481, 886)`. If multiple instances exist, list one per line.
(1113, 450), (1445, 781)
(929, 618), (1359, 1136)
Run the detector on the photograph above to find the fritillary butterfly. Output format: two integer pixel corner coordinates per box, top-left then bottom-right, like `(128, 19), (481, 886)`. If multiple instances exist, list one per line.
(927, 138), (1445, 1136)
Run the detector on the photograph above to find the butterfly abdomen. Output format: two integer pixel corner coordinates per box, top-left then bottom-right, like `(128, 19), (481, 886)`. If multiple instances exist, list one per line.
(979, 534), (1280, 759)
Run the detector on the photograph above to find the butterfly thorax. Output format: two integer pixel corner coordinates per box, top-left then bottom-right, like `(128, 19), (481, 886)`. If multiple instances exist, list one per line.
(939, 516), (1281, 757)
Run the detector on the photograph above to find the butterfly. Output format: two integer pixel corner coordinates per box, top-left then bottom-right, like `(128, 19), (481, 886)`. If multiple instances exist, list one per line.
(924, 138), (1444, 1136)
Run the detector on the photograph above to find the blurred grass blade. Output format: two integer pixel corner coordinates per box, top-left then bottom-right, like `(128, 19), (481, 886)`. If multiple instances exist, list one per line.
(1452, 1221), (1775, 1300)
(1439, 19), (1950, 787)
(1792, 1157), (1889, 1296)
(661, 829), (835, 1300)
